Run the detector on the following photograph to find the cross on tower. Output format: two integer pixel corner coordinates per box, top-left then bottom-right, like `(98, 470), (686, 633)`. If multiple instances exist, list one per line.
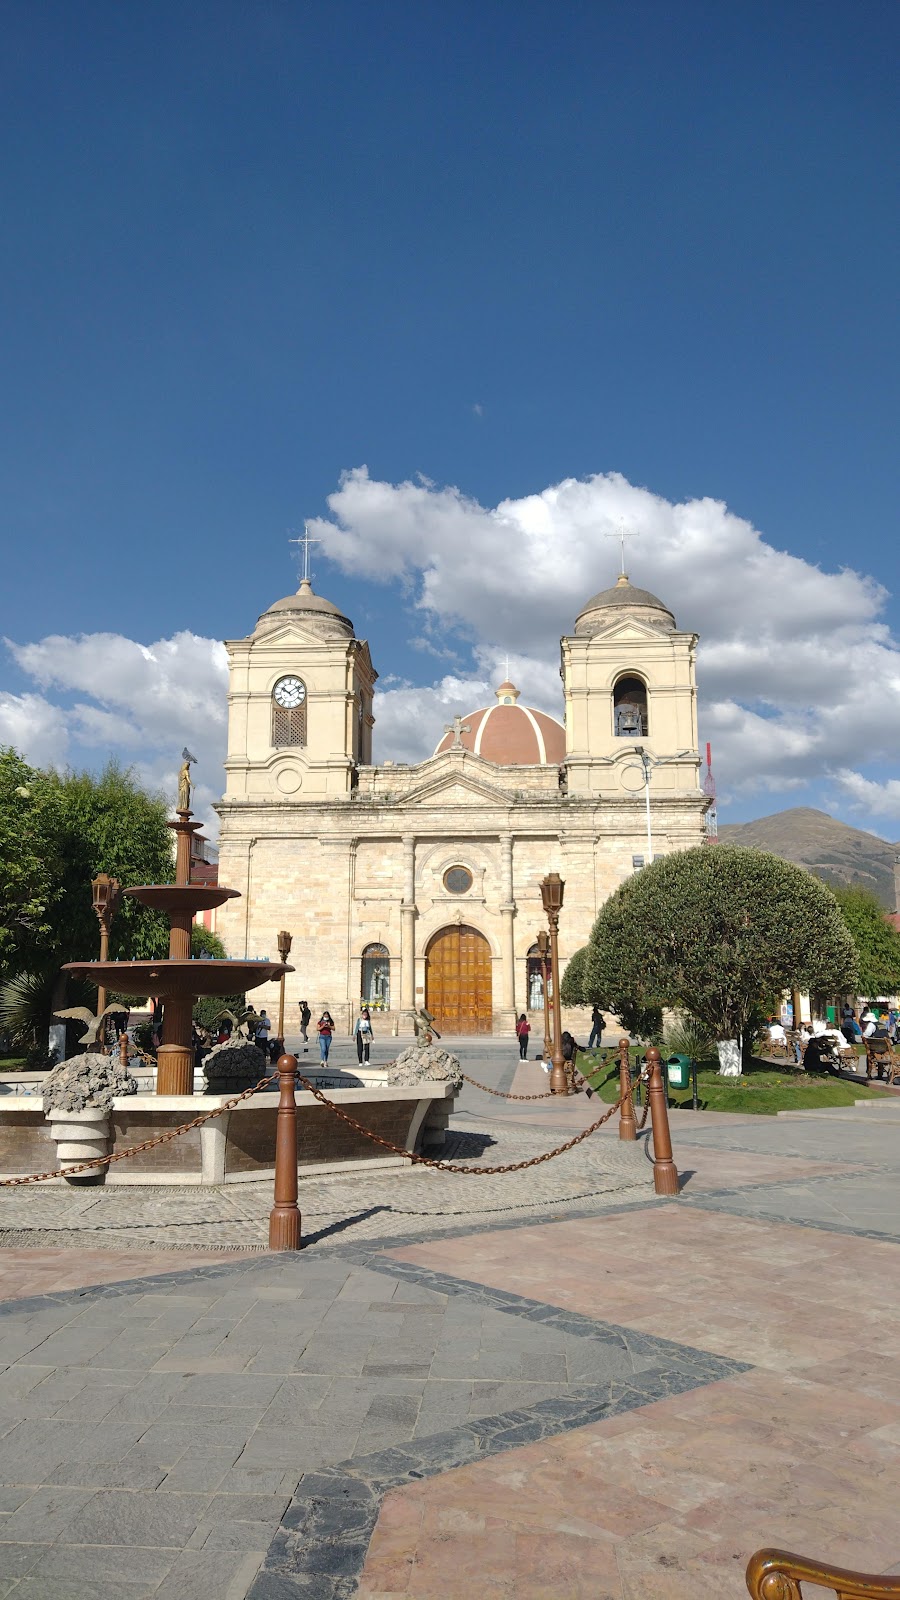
(289, 523), (320, 584)
(444, 715), (471, 750)
(605, 523), (639, 577)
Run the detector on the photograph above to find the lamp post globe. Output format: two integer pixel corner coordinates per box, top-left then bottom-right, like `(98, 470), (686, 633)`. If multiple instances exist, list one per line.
(90, 873), (122, 1031)
(276, 931), (293, 1041)
(536, 928), (552, 1063)
(540, 874), (568, 1095)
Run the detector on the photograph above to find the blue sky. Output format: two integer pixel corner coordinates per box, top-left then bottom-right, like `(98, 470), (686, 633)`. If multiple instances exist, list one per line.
(1, 1), (898, 831)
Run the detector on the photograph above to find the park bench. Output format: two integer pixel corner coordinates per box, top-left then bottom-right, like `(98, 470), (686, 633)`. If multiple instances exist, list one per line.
(765, 1031), (794, 1062)
(747, 1546), (900, 1599)
(863, 1036), (900, 1087)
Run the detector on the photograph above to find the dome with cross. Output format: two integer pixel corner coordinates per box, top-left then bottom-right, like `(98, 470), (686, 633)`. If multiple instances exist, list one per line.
(432, 681), (566, 766)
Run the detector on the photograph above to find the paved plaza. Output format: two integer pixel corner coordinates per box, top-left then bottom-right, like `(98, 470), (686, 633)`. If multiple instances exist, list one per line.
(0, 1040), (898, 1596)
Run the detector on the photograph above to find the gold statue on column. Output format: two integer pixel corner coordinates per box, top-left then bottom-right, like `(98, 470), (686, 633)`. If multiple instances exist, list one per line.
(178, 748), (197, 813)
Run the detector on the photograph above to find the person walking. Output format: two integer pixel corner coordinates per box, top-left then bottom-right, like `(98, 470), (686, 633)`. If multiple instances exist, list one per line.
(515, 1014), (530, 1059)
(355, 1006), (373, 1064)
(587, 1005), (605, 1049)
(299, 1001), (311, 1052)
(255, 1009), (272, 1056)
(840, 1006), (862, 1045)
(317, 1010), (335, 1063)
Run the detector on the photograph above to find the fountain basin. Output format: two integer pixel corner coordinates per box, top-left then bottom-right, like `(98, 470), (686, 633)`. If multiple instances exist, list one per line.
(63, 958), (292, 997)
(124, 885), (240, 914)
(0, 1080), (456, 1183)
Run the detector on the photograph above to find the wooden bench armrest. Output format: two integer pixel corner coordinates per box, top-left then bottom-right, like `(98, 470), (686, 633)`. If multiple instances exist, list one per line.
(747, 1548), (900, 1600)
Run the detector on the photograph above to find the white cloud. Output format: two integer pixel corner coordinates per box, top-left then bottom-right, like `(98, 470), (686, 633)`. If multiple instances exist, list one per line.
(0, 693), (69, 768)
(312, 467), (900, 811)
(372, 674), (492, 765)
(4, 468), (900, 830)
(833, 769), (900, 823)
(3, 631), (228, 830)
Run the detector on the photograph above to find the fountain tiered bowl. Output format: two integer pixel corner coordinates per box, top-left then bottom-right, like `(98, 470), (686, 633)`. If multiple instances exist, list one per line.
(65, 808), (292, 1095)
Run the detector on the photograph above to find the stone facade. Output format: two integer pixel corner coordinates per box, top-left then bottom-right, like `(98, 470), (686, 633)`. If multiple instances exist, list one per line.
(215, 572), (708, 1035)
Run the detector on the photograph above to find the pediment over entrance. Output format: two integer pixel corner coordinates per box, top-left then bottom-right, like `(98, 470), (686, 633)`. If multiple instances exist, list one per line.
(243, 621), (343, 650)
(583, 617), (673, 645)
(404, 772), (513, 808)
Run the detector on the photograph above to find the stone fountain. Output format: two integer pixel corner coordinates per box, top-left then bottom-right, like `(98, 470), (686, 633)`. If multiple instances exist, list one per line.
(64, 756), (292, 1095)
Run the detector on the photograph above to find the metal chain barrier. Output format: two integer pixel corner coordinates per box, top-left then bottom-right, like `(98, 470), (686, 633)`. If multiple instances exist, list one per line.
(293, 1068), (628, 1174)
(0, 1058), (651, 1189)
(0, 1073), (273, 1188)
(459, 1071), (556, 1101)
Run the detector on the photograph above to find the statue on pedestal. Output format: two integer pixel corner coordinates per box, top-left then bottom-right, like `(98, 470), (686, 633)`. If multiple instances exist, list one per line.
(178, 747), (197, 813)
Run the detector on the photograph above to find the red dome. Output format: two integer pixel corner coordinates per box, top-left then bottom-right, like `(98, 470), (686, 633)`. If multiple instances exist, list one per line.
(434, 684), (565, 766)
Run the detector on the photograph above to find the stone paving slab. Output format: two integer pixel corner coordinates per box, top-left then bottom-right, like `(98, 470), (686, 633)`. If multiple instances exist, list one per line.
(351, 1204), (900, 1599)
(0, 1248), (259, 1303)
(0, 1243), (744, 1599)
(1, 1046), (899, 1594)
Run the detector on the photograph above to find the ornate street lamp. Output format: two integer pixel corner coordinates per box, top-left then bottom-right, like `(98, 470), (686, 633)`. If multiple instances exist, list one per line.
(276, 930), (293, 1043)
(91, 873), (122, 1040)
(536, 928), (552, 1064)
(540, 872), (568, 1095)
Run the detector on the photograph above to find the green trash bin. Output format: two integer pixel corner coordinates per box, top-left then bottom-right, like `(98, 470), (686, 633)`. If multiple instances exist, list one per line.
(666, 1053), (691, 1090)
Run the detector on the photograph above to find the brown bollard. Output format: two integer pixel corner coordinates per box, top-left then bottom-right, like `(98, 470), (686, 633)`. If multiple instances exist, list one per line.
(618, 1037), (637, 1141)
(645, 1046), (679, 1196)
(268, 1053), (301, 1251)
(119, 1033), (129, 1070)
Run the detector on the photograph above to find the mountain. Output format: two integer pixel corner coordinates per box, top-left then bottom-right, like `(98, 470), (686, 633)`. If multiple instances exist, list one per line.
(718, 808), (899, 909)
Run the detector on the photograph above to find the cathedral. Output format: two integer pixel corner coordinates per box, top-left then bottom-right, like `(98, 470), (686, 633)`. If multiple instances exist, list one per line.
(215, 568), (707, 1036)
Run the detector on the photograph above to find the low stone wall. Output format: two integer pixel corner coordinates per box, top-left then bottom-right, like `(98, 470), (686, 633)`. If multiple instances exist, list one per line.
(0, 1081), (456, 1186)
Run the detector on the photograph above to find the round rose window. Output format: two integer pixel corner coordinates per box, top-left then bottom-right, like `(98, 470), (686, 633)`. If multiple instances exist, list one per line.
(443, 866), (473, 894)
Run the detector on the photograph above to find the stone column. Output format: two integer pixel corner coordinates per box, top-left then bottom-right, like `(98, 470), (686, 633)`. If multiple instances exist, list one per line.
(400, 835), (416, 1015)
(499, 835), (516, 1013)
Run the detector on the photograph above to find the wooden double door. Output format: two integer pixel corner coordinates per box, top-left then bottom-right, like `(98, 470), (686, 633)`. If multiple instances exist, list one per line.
(426, 925), (493, 1035)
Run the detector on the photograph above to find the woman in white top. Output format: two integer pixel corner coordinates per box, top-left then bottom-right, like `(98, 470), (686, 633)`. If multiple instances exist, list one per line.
(355, 1007), (373, 1064)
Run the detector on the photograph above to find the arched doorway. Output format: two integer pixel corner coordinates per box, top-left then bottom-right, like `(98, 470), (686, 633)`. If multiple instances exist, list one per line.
(426, 925), (492, 1035)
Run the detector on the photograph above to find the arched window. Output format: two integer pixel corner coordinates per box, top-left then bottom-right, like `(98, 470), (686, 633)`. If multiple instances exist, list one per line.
(361, 943), (390, 1009)
(271, 676), (307, 747)
(526, 943), (551, 1009)
(613, 674), (648, 738)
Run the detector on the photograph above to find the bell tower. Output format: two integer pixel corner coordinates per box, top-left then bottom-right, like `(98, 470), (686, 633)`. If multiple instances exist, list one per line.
(223, 577), (376, 801)
(561, 572), (700, 798)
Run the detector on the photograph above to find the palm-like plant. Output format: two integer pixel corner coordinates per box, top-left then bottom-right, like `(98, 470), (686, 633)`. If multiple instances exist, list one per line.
(0, 971), (51, 1048)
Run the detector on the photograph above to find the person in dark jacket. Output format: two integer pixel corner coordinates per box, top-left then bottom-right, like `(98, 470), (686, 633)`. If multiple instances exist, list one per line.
(561, 1031), (584, 1092)
(588, 1006), (605, 1049)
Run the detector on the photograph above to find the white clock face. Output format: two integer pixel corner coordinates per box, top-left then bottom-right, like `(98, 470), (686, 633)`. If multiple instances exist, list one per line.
(273, 676), (306, 709)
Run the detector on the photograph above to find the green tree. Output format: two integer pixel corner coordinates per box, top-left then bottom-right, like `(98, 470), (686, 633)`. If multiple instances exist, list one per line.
(560, 943), (662, 1041)
(832, 886), (900, 997)
(2, 755), (175, 1011)
(0, 748), (64, 972)
(40, 762), (174, 968)
(190, 925), (227, 960)
(559, 946), (590, 1007)
(585, 847), (857, 1055)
